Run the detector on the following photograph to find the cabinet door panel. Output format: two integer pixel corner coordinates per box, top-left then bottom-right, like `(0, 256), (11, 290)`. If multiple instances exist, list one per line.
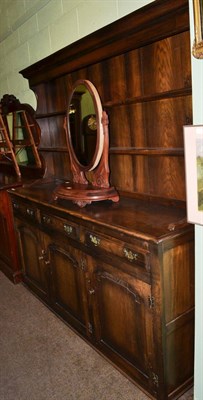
(15, 220), (48, 301)
(48, 243), (89, 336)
(92, 261), (154, 390)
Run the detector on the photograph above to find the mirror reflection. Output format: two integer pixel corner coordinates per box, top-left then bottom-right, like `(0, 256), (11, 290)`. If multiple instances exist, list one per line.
(5, 110), (40, 166)
(0, 94), (42, 171)
(69, 84), (98, 167)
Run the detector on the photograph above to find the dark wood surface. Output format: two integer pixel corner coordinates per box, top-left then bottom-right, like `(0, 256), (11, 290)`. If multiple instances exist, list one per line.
(0, 189), (21, 283)
(9, 182), (194, 400)
(20, 0), (191, 203)
(3, 0), (194, 398)
(9, 180), (189, 242)
(0, 174), (22, 190)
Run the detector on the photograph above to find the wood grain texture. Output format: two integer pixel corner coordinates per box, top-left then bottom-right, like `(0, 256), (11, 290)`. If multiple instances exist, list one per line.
(21, 0), (191, 202)
(9, 182), (194, 399)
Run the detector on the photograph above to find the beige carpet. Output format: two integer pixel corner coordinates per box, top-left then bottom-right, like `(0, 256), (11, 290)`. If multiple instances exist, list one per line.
(0, 271), (193, 400)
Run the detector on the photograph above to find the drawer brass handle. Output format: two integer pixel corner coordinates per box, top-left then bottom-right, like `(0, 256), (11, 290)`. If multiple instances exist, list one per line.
(64, 224), (73, 234)
(39, 249), (45, 260)
(26, 208), (34, 217)
(89, 234), (100, 246)
(123, 248), (138, 262)
(89, 289), (95, 295)
(42, 215), (51, 224)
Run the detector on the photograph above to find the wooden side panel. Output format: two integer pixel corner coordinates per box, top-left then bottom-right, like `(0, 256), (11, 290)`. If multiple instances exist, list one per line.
(163, 239), (194, 323)
(0, 191), (21, 283)
(165, 314), (194, 394)
(162, 236), (194, 395)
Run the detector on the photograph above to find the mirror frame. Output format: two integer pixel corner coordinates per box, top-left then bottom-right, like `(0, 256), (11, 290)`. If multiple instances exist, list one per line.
(192, 0), (203, 59)
(53, 80), (119, 207)
(67, 79), (104, 171)
(0, 94), (45, 179)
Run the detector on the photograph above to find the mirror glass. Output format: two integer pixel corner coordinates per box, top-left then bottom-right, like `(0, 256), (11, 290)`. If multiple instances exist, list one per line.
(5, 110), (40, 166)
(67, 80), (104, 171)
(0, 94), (44, 178)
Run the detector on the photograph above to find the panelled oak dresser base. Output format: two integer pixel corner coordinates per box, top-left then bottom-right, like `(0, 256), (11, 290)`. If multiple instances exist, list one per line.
(9, 181), (194, 400)
(7, 1), (194, 399)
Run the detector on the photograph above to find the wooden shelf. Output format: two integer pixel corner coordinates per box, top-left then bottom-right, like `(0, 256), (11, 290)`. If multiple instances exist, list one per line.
(36, 111), (66, 119)
(39, 147), (68, 153)
(38, 147), (184, 156)
(35, 89), (192, 118)
(103, 88), (192, 109)
(110, 147), (184, 156)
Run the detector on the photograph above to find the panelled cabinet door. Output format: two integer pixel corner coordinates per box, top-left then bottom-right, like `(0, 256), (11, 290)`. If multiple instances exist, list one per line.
(45, 240), (90, 337)
(15, 219), (49, 302)
(91, 260), (155, 395)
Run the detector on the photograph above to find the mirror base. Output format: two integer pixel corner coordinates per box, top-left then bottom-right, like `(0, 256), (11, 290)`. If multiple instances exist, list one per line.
(53, 182), (119, 208)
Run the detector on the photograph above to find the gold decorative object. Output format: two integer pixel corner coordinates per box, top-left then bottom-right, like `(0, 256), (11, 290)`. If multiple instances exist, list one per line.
(89, 234), (100, 246)
(63, 224), (73, 234)
(192, 0), (203, 59)
(123, 248), (138, 262)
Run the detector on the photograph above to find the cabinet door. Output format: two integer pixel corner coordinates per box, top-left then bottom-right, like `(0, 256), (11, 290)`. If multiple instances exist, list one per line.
(46, 240), (90, 337)
(15, 218), (49, 302)
(91, 260), (154, 393)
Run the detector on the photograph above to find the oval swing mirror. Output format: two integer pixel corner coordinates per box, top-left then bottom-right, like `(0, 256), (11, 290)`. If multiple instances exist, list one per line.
(53, 79), (119, 207)
(67, 79), (104, 171)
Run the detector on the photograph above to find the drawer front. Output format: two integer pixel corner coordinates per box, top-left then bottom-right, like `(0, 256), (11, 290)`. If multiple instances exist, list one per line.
(40, 212), (79, 241)
(12, 199), (39, 222)
(84, 230), (150, 271)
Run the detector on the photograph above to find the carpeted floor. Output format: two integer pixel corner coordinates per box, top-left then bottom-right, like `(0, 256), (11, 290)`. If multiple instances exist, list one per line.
(0, 271), (193, 400)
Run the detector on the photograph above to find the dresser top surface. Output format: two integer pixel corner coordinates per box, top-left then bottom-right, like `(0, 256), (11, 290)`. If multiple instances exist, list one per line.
(8, 179), (192, 243)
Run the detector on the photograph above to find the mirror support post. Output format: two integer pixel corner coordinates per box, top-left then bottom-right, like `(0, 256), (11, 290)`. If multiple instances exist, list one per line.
(63, 117), (88, 185)
(91, 111), (110, 188)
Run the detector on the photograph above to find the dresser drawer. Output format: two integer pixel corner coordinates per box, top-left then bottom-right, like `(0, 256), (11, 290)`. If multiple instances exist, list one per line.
(84, 230), (150, 271)
(12, 199), (39, 222)
(40, 212), (79, 240)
